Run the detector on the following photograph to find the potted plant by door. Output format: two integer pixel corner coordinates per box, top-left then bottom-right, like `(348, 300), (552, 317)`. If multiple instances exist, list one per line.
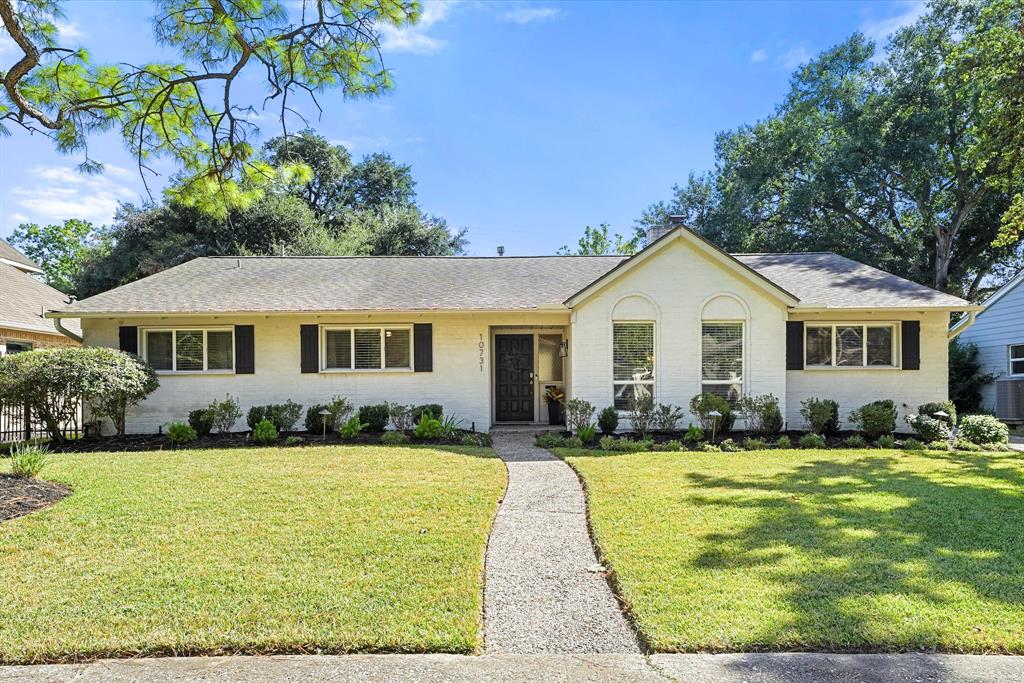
(544, 386), (565, 426)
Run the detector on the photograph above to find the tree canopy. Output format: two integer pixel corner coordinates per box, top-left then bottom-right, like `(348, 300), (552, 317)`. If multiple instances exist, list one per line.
(635, 0), (1024, 299)
(8, 218), (101, 293)
(557, 223), (638, 256)
(0, 0), (419, 213)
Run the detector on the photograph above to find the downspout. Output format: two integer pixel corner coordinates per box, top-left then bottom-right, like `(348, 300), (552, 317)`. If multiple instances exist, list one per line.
(948, 311), (977, 341)
(53, 316), (83, 343)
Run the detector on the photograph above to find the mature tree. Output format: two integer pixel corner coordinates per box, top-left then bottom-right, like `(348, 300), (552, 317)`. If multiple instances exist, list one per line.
(637, 0), (1023, 299)
(557, 223), (638, 256)
(8, 218), (102, 293)
(0, 0), (420, 214)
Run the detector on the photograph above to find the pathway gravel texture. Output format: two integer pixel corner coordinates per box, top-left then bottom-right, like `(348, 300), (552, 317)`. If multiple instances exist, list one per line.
(483, 429), (639, 654)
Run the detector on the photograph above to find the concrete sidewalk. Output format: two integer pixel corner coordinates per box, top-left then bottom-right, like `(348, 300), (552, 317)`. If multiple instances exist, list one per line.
(3, 653), (1022, 682)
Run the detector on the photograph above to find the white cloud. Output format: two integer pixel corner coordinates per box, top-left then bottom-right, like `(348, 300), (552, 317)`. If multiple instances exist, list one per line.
(501, 6), (562, 24)
(10, 213), (29, 223)
(55, 21), (86, 40)
(7, 165), (139, 225)
(750, 49), (768, 63)
(860, 1), (927, 43)
(777, 46), (811, 69)
(378, 0), (455, 54)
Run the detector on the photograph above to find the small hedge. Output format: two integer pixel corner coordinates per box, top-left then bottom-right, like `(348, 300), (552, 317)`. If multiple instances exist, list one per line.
(849, 400), (897, 438)
(958, 414), (1009, 444)
(247, 401), (302, 432)
(799, 398), (839, 435)
(188, 408), (215, 436)
(359, 404), (391, 432)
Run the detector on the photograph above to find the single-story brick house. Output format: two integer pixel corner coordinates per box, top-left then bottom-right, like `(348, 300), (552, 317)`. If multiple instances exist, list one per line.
(1, 238), (81, 355)
(48, 226), (978, 434)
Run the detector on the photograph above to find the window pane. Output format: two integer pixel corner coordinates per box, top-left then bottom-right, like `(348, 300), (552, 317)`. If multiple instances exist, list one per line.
(613, 382), (654, 411)
(325, 329), (351, 369)
(207, 331), (233, 370)
(702, 382), (742, 407)
(866, 327), (892, 366)
(4, 341), (33, 354)
(613, 323), (654, 382)
(354, 328), (382, 369)
(701, 323), (743, 381)
(805, 327), (832, 366)
(835, 326), (864, 366)
(175, 331), (204, 371)
(1011, 345), (1024, 360)
(146, 332), (173, 370)
(384, 329), (410, 368)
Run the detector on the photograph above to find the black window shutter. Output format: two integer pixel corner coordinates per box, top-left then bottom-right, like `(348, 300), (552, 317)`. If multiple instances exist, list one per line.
(300, 324), (319, 373)
(119, 326), (138, 355)
(414, 323), (433, 372)
(235, 325), (255, 374)
(785, 321), (804, 370)
(902, 320), (920, 370)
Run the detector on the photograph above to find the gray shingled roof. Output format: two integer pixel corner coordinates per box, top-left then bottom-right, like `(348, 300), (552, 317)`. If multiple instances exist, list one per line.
(1, 263), (81, 336)
(57, 256), (630, 314)
(733, 253), (971, 309)
(0, 238), (42, 273)
(54, 250), (971, 317)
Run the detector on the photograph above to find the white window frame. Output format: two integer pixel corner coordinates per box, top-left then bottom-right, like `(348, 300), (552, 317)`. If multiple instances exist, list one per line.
(141, 327), (235, 374)
(701, 320), (745, 400)
(320, 324), (414, 373)
(1009, 343), (1024, 377)
(803, 323), (898, 369)
(611, 320), (656, 412)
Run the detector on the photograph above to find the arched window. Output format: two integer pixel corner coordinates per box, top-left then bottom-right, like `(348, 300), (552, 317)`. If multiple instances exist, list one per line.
(700, 294), (748, 405)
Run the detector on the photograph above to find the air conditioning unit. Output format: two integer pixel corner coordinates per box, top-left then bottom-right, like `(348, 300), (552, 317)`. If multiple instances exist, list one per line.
(995, 379), (1024, 422)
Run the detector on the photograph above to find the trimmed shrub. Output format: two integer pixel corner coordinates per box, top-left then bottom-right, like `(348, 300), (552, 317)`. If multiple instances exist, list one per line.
(460, 433), (491, 447)
(167, 422), (197, 445)
(700, 443), (722, 452)
(10, 443), (48, 478)
(283, 435), (303, 446)
(564, 398), (596, 434)
(683, 424), (704, 444)
(918, 400), (957, 426)
(949, 340), (997, 414)
(627, 397), (656, 438)
(536, 433), (566, 449)
(799, 398), (839, 435)
(339, 415), (367, 439)
(563, 436), (584, 449)
(654, 403), (684, 432)
(849, 400), (897, 438)
(0, 346), (158, 441)
(600, 436), (652, 452)
(798, 433), (827, 449)
(410, 404), (443, 423)
(980, 442), (1013, 452)
(876, 435), (897, 449)
(927, 440), (952, 452)
(381, 430), (409, 445)
(776, 435), (792, 449)
(720, 438), (741, 452)
(842, 434), (867, 448)
(252, 418), (278, 444)
(413, 412), (442, 439)
(188, 408), (215, 436)
(738, 394), (784, 435)
(388, 404), (415, 432)
(208, 395), (242, 434)
(955, 440), (983, 452)
(906, 414), (951, 442)
(358, 404), (391, 432)
(247, 401), (302, 432)
(576, 424), (598, 445)
(958, 414), (1009, 444)
(901, 438), (925, 451)
(305, 396), (353, 433)
(661, 440), (685, 452)
(742, 437), (768, 451)
(689, 393), (735, 433)
(598, 406), (619, 435)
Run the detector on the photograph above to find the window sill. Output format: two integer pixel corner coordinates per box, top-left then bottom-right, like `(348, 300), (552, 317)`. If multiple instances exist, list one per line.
(799, 365), (901, 371)
(155, 370), (236, 376)
(319, 368), (414, 374)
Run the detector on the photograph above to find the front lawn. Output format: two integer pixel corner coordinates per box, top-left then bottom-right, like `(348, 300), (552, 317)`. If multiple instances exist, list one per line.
(563, 448), (1024, 653)
(0, 445), (505, 663)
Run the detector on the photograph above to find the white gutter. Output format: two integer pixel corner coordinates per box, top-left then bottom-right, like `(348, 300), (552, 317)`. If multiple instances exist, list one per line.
(53, 317), (83, 343)
(947, 311), (977, 341)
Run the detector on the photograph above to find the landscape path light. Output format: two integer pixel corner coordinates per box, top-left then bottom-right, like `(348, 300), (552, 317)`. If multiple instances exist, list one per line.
(319, 409), (332, 441)
(708, 409), (722, 443)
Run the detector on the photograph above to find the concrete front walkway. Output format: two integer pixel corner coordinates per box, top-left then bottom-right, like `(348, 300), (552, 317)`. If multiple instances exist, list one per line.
(483, 428), (639, 654)
(5, 653), (1023, 682)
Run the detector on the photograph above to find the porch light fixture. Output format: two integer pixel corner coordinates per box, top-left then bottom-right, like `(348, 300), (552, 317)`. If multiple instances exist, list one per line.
(319, 409), (332, 441)
(559, 341), (569, 358)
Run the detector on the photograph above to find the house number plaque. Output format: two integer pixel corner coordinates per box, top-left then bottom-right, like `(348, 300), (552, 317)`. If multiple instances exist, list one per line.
(479, 334), (485, 372)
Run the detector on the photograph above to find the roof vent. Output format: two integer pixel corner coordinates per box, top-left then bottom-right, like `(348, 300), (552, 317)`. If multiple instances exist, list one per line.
(497, 246), (505, 256)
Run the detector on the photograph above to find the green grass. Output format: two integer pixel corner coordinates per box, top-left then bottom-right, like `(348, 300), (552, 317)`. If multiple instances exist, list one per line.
(563, 448), (1024, 653)
(0, 445), (505, 663)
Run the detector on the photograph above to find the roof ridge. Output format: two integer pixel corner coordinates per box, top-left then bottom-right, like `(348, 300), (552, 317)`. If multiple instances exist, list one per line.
(731, 251), (840, 256)
(203, 254), (629, 260)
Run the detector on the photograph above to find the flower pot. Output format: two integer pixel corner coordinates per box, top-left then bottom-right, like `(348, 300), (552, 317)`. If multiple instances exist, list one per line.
(547, 402), (565, 426)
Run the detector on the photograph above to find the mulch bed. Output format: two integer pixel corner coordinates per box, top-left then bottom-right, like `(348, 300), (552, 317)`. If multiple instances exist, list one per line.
(0, 474), (70, 523)
(560, 429), (895, 448)
(47, 431), (485, 453)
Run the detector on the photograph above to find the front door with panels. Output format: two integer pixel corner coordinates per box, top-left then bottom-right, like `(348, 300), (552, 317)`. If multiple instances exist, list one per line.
(495, 334), (535, 422)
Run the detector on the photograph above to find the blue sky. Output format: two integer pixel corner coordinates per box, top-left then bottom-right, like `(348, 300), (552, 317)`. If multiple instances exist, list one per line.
(0, 0), (927, 256)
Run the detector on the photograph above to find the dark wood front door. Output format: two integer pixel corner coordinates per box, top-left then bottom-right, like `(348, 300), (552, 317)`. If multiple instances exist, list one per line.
(495, 334), (534, 422)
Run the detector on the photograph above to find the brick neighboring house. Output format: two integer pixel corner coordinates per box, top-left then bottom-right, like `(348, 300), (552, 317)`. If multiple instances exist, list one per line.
(0, 238), (81, 354)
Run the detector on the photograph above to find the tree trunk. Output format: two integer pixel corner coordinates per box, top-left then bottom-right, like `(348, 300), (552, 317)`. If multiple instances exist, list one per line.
(934, 227), (954, 292)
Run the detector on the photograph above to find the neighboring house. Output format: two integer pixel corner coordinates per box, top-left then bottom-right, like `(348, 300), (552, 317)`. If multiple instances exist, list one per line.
(953, 269), (1024, 423)
(48, 226), (977, 434)
(0, 239), (81, 355)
